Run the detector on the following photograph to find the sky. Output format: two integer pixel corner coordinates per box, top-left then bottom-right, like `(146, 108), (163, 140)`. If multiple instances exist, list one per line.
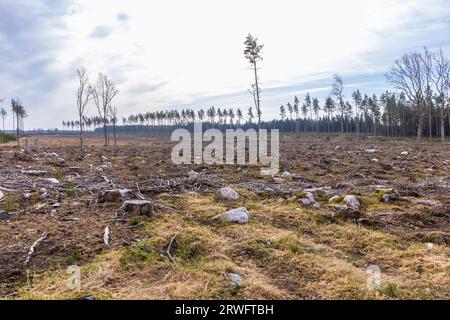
(0, 0), (449, 130)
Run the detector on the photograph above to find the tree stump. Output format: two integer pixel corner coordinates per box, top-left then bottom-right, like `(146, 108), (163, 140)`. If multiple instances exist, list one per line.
(98, 189), (131, 203)
(119, 200), (153, 218)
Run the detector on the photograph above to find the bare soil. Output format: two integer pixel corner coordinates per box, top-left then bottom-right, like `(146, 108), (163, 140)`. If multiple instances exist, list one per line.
(0, 134), (449, 299)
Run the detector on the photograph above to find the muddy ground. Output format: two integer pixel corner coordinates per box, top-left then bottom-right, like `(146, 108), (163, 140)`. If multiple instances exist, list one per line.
(0, 134), (449, 299)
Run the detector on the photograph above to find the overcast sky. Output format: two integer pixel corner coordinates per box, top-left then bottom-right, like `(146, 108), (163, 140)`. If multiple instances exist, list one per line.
(1, 0), (449, 129)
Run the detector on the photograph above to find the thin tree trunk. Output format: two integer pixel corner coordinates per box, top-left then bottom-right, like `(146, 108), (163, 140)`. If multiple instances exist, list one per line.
(417, 113), (424, 145)
(103, 120), (108, 147)
(79, 114), (84, 150)
(16, 113), (20, 148)
(429, 105), (432, 140)
(253, 62), (261, 127)
(440, 106), (445, 146)
(113, 122), (117, 148)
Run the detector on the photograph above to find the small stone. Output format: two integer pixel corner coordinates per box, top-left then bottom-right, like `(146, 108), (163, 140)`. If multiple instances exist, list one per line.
(281, 171), (292, 178)
(23, 193), (32, 199)
(39, 188), (48, 194)
(52, 203), (61, 208)
(188, 170), (199, 180)
(211, 207), (250, 224)
(35, 203), (47, 210)
(371, 158), (379, 162)
(343, 195), (360, 209)
(119, 200), (154, 217)
(0, 211), (11, 221)
(298, 192), (318, 207)
(330, 204), (350, 211)
(401, 151), (408, 156)
(43, 178), (60, 184)
(228, 273), (242, 287)
(298, 197), (314, 206)
(0, 191), (3, 201)
(335, 145), (342, 151)
(216, 187), (239, 201)
(365, 149), (377, 153)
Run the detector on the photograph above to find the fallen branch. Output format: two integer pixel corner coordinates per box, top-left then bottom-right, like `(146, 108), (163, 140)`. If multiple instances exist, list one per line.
(103, 226), (110, 247)
(0, 186), (16, 192)
(166, 235), (178, 266)
(24, 233), (48, 266)
(135, 182), (146, 200)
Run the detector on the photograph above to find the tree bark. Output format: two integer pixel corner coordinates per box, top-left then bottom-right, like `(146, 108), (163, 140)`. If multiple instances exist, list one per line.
(79, 114), (84, 150)
(253, 62), (261, 127)
(417, 113), (424, 145)
(440, 106), (445, 146)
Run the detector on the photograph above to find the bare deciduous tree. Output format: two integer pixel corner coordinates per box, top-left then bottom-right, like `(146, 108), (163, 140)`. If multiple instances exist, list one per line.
(109, 105), (118, 148)
(387, 50), (429, 144)
(92, 74), (119, 147)
(431, 48), (450, 146)
(76, 67), (92, 150)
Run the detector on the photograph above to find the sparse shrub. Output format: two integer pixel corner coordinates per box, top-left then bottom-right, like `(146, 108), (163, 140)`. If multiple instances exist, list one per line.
(2, 195), (17, 212)
(274, 236), (304, 255)
(120, 240), (160, 267)
(64, 181), (77, 197)
(380, 282), (402, 298)
(173, 234), (207, 265)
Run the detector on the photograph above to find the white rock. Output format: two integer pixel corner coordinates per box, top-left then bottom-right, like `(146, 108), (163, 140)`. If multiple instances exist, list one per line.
(343, 195), (360, 209)
(365, 149), (377, 153)
(23, 193), (32, 199)
(188, 170), (199, 180)
(35, 203), (47, 210)
(216, 187), (239, 201)
(39, 188), (48, 194)
(426, 243), (434, 249)
(371, 158), (379, 162)
(281, 171), (292, 178)
(401, 151), (409, 156)
(298, 197), (314, 206)
(228, 273), (242, 287)
(0, 191), (3, 201)
(212, 207), (250, 224)
(43, 178), (60, 184)
(103, 226), (110, 246)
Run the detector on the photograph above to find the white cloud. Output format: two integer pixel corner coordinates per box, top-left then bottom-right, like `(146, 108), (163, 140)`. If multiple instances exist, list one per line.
(0, 0), (449, 128)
